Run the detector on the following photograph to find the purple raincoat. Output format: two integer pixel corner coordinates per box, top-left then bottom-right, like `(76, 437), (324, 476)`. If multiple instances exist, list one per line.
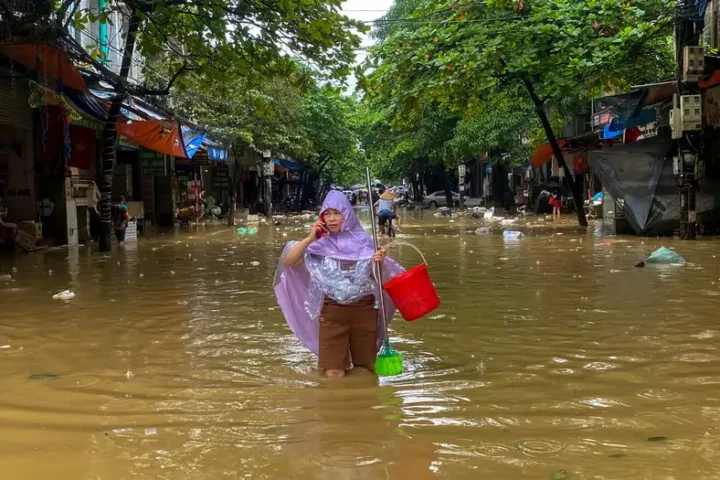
(274, 191), (404, 356)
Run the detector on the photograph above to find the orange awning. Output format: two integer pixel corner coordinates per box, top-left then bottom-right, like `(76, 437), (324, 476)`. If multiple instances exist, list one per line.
(529, 140), (566, 168)
(0, 42), (87, 92)
(117, 119), (187, 158)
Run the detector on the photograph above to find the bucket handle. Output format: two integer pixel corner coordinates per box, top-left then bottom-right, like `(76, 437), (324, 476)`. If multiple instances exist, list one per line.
(382, 240), (428, 266)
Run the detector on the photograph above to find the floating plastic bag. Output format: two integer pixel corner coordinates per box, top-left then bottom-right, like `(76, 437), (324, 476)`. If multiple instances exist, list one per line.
(503, 231), (524, 240)
(636, 246), (686, 267)
(52, 290), (75, 300)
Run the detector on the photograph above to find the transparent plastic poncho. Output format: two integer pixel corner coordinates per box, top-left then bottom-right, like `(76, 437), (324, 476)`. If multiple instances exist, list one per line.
(274, 241), (406, 356)
(305, 254), (376, 317)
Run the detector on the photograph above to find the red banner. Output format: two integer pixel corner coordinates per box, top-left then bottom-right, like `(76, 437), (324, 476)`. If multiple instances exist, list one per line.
(68, 125), (95, 170)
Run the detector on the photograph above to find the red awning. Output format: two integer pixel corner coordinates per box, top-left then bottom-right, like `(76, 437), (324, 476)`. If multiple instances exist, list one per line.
(0, 42), (88, 92)
(117, 119), (187, 158)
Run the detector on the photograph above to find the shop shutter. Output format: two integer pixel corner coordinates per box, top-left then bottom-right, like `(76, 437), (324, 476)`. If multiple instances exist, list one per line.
(0, 79), (32, 129)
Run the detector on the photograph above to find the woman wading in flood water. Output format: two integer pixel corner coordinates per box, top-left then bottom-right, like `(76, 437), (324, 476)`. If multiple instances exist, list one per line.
(274, 191), (404, 378)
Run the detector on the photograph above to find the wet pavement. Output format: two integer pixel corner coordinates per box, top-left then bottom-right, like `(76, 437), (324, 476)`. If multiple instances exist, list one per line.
(1, 209), (720, 479)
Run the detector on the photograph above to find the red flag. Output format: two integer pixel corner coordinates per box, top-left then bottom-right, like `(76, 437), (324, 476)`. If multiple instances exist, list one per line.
(68, 126), (96, 170)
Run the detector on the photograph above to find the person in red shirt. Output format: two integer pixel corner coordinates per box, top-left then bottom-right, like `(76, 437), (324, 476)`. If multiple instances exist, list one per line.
(548, 191), (562, 220)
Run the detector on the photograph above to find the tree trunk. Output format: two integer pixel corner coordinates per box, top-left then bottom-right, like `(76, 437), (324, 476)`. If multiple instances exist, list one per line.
(522, 77), (588, 227)
(411, 177), (419, 202)
(443, 169), (453, 208)
(227, 153), (240, 227)
(99, 7), (140, 251)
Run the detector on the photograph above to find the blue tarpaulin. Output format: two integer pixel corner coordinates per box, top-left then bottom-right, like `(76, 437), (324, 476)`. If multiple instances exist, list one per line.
(66, 89), (107, 122)
(207, 146), (227, 162)
(181, 125), (206, 159)
(608, 108), (658, 132)
(202, 138), (228, 162)
(273, 158), (301, 170)
(698, 0), (709, 18)
(603, 125), (624, 139)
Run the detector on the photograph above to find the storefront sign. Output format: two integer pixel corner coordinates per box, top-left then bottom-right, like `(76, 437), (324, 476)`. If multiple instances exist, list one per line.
(141, 150), (165, 176)
(637, 122), (658, 140)
(212, 166), (229, 190)
(191, 149), (212, 166)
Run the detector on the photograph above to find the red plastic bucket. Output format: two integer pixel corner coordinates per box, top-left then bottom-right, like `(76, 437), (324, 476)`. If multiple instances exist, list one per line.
(383, 263), (440, 322)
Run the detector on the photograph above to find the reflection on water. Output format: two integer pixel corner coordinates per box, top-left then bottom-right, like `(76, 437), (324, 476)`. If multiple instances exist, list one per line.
(1, 210), (720, 479)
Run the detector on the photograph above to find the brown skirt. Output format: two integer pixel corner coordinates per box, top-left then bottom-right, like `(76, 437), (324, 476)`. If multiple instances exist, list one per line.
(318, 295), (377, 371)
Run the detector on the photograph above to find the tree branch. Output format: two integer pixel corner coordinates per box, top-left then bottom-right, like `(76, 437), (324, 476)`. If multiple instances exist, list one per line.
(56, 0), (77, 26)
(134, 63), (192, 95)
(62, 0), (81, 29)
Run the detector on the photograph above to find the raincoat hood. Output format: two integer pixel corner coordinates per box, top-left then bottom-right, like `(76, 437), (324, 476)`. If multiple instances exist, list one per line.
(306, 190), (375, 260)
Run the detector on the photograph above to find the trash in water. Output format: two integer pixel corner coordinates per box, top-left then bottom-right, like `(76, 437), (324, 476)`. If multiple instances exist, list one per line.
(107, 428), (134, 436)
(248, 227), (258, 235)
(11, 267), (17, 274)
(29, 373), (57, 380)
(144, 427), (158, 436)
(635, 247), (686, 267)
(647, 436), (667, 442)
(250, 261), (260, 267)
(503, 231), (524, 240)
(0, 342), (10, 349)
(475, 227), (492, 235)
(551, 470), (568, 480)
(52, 290), (75, 300)
(237, 227), (248, 235)
(500, 218), (517, 226)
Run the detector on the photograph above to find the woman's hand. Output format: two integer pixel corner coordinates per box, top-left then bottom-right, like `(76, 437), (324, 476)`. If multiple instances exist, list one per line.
(306, 220), (326, 243)
(373, 248), (386, 264)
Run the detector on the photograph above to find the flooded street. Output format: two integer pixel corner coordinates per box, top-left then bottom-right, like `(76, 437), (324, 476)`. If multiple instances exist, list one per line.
(2, 210), (720, 479)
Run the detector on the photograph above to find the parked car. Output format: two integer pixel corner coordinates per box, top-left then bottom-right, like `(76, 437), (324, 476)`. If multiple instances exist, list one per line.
(423, 191), (483, 208)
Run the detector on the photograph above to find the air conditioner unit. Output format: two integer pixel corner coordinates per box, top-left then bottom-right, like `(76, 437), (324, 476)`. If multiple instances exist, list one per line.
(680, 95), (703, 131)
(683, 46), (706, 82)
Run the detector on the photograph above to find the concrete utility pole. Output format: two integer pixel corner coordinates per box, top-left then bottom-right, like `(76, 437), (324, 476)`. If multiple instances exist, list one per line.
(262, 150), (273, 219)
(676, 0), (701, 239)
(458, 163), (466, 209)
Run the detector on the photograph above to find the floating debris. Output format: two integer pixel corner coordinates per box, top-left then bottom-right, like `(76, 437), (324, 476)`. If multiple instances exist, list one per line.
(551, 470), (567, 480)
(52, 290), (75, 300)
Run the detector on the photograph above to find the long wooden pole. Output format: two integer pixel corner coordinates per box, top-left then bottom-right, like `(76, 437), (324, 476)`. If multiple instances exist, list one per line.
(365, 167), (389, 340)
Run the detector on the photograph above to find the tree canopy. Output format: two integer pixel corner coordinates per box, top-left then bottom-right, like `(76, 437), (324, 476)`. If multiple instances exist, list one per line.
(356, 0), (676, 213)
(46, 0), (368, 94)
(368, 0), (675, 117)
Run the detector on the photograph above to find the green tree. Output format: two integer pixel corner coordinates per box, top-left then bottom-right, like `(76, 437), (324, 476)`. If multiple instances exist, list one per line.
(45, 0), (365, 250)
(367, 0), (675, 224)
(303, 87), (362, 185)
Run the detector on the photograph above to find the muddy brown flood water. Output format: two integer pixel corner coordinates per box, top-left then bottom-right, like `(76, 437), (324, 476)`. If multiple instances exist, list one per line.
(1, 209), (720, 479)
